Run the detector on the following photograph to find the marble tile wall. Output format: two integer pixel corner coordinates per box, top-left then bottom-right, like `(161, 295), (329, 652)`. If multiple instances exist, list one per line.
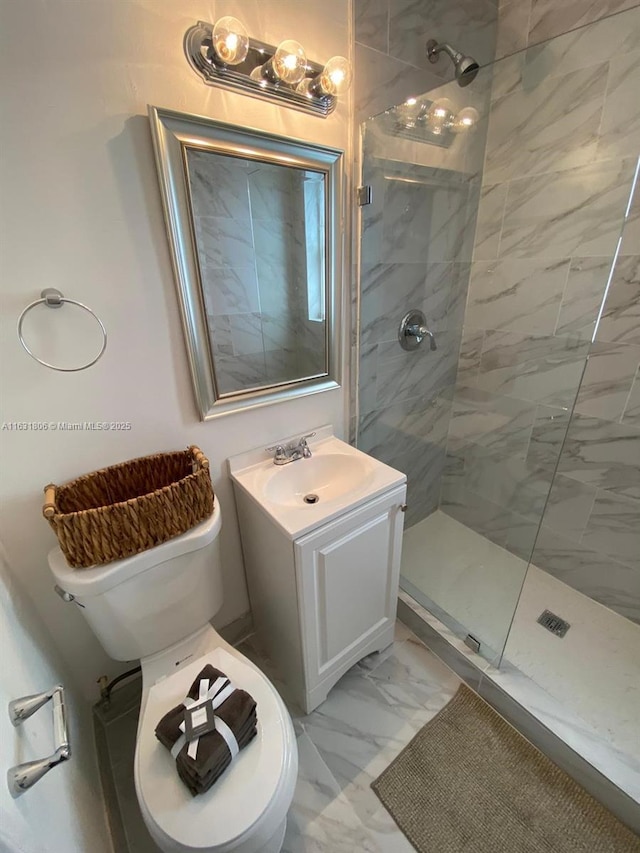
(507, 0), (640, 55)
(357, 149), (485, 526)
(354, 0), (497, 526)
(354, 0), (497, 122)
(189, 153), (325, 395)
(441, 4), (640, 624)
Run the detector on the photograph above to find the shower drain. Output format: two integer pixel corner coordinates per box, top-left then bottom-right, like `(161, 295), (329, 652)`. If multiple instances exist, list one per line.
(537, 609), (570, 637)
(303, 493), (319, 505)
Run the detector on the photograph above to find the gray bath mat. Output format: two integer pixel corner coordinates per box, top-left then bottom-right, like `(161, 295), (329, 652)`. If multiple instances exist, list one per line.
(372, 684), (639, 852)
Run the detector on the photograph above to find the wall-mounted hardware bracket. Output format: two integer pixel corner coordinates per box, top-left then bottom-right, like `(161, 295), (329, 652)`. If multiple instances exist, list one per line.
(7, 685), (71, 797)
(357, 185), (372, 206)
(464, 634), (481, 653)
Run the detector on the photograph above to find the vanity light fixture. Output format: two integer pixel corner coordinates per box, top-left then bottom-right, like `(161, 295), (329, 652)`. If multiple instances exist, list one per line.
(385, 96), (479, 146)
(184, 19), (352, 117)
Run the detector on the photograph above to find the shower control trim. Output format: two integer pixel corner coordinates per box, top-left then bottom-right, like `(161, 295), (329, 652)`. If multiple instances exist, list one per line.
(399, 310), (437, 352)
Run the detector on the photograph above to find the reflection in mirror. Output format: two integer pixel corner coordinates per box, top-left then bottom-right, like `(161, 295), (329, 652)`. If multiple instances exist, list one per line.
(185, 150), (326, 396)
(148, 106), (343, 420)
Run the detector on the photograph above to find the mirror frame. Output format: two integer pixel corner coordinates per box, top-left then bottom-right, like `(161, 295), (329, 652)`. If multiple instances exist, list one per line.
(148, 105), (344, 420)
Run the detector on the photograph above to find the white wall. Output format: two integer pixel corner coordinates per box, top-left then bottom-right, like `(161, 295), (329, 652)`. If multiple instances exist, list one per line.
(0, 547), (112, 853)
(0, 0), (352, 700)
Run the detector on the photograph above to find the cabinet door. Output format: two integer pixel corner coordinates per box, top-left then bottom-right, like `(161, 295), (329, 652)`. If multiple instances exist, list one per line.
(294, 486), (406, 691)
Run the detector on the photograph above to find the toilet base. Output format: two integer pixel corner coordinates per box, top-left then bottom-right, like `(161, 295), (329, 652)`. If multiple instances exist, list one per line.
(263, 818), (286, 853)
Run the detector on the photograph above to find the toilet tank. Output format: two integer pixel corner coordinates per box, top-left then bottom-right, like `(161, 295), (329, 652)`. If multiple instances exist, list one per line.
(48, 503), (223, 661)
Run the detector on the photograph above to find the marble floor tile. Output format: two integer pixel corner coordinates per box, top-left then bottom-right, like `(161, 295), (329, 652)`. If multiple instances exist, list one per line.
(282, 731), (380, 853)
(298, 639), (460, 852)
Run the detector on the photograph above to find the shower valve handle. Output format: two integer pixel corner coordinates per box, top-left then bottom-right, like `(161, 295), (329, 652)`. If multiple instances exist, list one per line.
(406, 324), (437, 350)
(399, 310), (437, 352)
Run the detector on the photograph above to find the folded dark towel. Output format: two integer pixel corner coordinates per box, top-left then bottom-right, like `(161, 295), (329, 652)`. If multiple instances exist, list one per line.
(155, 664), (229, 748)
(177, 710), (257, 782)
(154, 663), (258, 797)
(176, 727), (258, 796)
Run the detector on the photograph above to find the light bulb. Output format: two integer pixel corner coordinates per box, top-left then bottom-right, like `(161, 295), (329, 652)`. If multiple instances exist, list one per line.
(297, 55), (352, 98)
(317, 56), (352, 96)
(260, 39), (307, 84)
(426, 98), (453, 135)
(395, 97), (424, 128)
(256, 39), (307, 86)
(211, 16), (249, 66)
(452, 106), (480, 132)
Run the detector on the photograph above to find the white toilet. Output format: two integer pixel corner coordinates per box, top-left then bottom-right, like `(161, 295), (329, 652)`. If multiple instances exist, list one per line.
(48, 501), (298, 853)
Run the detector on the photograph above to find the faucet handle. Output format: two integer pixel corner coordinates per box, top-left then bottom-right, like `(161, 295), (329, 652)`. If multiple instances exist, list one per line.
(300, 432), (316, 442)
(265, 443), (287, 462)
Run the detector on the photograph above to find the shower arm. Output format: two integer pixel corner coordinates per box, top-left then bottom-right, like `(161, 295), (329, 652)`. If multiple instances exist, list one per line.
(427, 41), (462, 64)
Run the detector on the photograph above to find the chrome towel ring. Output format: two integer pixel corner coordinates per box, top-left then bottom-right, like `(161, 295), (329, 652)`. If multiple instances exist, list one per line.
(17, 288), (107, 372)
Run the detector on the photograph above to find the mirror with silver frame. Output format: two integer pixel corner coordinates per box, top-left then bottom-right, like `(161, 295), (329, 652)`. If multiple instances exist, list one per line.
(148, 105), (343, 420)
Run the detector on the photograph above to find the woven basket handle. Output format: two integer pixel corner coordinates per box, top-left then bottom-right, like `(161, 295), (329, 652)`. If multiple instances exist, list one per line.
(43, 483), (57, 519)
(189, 446), (209, 471)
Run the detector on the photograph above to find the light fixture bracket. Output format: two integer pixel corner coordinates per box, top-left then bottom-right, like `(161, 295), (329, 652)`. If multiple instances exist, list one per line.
(184, 21), (337, 118)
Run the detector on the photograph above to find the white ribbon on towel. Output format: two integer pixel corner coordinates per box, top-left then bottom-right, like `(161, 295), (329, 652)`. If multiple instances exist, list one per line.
(170, 676), (240, 762)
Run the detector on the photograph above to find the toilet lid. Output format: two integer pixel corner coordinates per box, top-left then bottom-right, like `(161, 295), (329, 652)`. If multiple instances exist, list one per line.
(136, 647), (291, 850)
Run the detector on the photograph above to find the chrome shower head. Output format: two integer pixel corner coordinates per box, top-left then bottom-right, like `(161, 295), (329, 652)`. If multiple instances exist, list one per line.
(426, 39), (479, 87)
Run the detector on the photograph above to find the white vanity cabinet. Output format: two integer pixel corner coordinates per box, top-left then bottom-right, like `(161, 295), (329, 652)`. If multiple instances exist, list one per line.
(293, 485), (406, 711)
(230, 428), (407, 713)
(232, 478), (406, 713)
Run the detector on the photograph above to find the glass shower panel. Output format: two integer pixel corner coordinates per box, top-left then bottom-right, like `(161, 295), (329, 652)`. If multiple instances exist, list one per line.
(357, 74), (490, 529)
(499, 166), (640, 760)
(358, 9), (640, 664)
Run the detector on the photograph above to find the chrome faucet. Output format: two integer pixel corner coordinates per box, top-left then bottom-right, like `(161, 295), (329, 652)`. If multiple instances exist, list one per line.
(266, 432), (316, 465)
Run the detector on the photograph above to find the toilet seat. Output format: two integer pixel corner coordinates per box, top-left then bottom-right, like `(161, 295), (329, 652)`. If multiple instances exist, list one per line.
(135, 646), (296, 853)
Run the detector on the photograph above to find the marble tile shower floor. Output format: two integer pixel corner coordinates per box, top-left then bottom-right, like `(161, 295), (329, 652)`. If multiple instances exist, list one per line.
(96, 621), (462, 853)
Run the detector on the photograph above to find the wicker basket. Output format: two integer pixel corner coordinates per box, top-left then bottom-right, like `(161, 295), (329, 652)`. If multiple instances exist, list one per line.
(43, 446), (214, 569)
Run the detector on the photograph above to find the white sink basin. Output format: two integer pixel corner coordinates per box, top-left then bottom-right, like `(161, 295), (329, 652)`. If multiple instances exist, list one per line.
(228, 426), (406, 539)
(263, 452), (374, 507)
